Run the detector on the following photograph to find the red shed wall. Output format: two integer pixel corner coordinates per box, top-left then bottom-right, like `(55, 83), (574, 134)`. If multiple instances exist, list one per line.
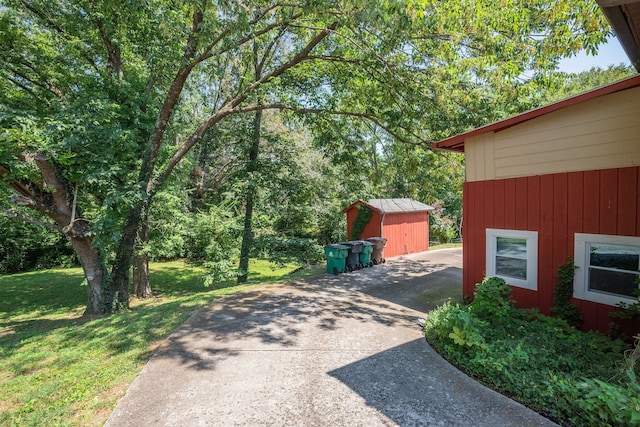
(463, 166), (640, 335)
(382, 212), (429, 258)
(345, 204), (382, 240)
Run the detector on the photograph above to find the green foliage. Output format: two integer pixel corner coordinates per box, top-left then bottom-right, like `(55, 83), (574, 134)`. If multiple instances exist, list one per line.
(471, 276), (514, 319)
(541, 65), (636, 104)
(252, 234), (324, 267)
(424, 293), (637, 426)
(184, 207), (239, 284)
(566, 378), (640, 427)
(0, 214), (76, 273)
(349, 204), (373, 240)
(145, 190), (191, 261)
(551, 258), (583, 328)
(429, 200), (458, 243)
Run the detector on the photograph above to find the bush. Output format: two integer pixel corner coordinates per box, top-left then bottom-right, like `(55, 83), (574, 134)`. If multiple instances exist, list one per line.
(470, 276), (513, 319)
(184, 207), (239, 283)
(252, 234), (324, 266)
(424, 287), (636, 426)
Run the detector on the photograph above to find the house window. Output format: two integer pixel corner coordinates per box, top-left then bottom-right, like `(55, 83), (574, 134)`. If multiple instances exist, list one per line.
(486, 229), (538, 290)
(574, 233), (640, 306)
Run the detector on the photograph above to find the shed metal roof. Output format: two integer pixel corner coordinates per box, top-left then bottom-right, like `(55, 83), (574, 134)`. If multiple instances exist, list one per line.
(367, 198), (434, 214)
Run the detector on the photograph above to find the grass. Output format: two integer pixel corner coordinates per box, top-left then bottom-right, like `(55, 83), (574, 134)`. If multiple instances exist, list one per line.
(0, 259), (320, 426)
(429, 242), (463, 251)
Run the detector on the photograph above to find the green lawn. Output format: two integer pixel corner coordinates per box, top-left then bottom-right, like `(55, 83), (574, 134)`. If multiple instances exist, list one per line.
(429, 242), (463, 251)
(0, 260), (321, 426)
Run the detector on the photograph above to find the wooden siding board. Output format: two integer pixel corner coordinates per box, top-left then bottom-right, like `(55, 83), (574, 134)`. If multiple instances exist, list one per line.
(494, 117), (639, 153)
(527, 176), (541, 231)
(465, 138), (478, 182)
(504, 179), (516, 229)
(546, 174), (568, 314)
(526, 176), (541, 309)
(492, 89), (640, 150)
(515, 178), (527, 229)
(494, 180), (505, 228)
(617, 167), (637, 236)
(463, 182), (473, 297)
(484, 133), (496, 181)
(538, 175), (554, 315)
(583, 171), (600, 234)
(495, 143), (640, 178)
(468, 182), (481, 287)
(638, 169), (640, 235)
(465, 182), (482, 296)
(599, 169), (618, 235)
(567, 171), (584, 257)
(483, 179), (495, 230)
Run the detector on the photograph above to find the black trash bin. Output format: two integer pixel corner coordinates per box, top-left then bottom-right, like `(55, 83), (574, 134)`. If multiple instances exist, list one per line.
(341, 241), (363, 271)
(366, 237), (387, 264)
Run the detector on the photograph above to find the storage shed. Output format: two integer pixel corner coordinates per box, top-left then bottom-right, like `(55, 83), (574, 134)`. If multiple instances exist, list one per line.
(343, 198), (434, 258)
(433, 74), (640, 336)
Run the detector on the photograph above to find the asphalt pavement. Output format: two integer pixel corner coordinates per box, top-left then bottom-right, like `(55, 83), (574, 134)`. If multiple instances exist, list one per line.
(105, 248), (557, 427)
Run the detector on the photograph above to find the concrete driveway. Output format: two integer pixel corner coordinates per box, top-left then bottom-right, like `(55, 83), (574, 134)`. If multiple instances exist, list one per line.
(106, 248), (556, 426)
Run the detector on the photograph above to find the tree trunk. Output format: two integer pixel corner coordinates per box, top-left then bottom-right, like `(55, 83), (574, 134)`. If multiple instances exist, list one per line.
(108, 204), (145, 311)
(133, 252), (151, 298)
(68, 236), (107, 316)
(133, 217), (151, 298)
(237, 108), (262, 284)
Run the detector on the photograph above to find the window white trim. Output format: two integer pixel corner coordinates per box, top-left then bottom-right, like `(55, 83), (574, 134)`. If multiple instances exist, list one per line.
(486, 229), (538, 290)
(574, 233), (640, 306)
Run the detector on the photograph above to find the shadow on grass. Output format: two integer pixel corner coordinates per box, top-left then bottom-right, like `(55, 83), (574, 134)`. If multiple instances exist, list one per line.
(0, 269), (86, 317)
(0, 260), (317, 378)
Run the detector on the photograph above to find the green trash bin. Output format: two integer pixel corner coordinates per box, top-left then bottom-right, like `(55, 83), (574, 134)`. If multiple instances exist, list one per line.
(324, 244), (349, 275)
(357, 240), (374, 267)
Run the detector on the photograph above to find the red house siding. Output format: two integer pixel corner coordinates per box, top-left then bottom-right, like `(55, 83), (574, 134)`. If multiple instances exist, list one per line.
(464, 166), (639, 335)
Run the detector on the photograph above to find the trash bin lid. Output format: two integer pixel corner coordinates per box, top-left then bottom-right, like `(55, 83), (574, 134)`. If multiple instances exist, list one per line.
(325, 244), (350, 250)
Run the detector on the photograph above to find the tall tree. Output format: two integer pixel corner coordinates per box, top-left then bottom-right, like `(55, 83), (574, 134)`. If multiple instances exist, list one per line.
(0, 0), (610, 314)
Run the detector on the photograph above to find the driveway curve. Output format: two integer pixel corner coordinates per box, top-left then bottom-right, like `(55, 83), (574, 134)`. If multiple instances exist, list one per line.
(106, 248), (556, 427)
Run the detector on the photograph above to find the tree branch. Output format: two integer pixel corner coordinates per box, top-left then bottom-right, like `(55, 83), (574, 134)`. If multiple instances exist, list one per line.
(33, 155), (72, 219)
(148, 20), (339, 196)
(95, 18), (123, 79)
(236, 103), (431, 146)
(6, 63), (63, 98)
(0, 206), (62, 232)
(0, 165), (33, 198)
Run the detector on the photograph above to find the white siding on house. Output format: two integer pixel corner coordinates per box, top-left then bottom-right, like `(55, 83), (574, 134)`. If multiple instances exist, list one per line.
(465, 86), (640, 182)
